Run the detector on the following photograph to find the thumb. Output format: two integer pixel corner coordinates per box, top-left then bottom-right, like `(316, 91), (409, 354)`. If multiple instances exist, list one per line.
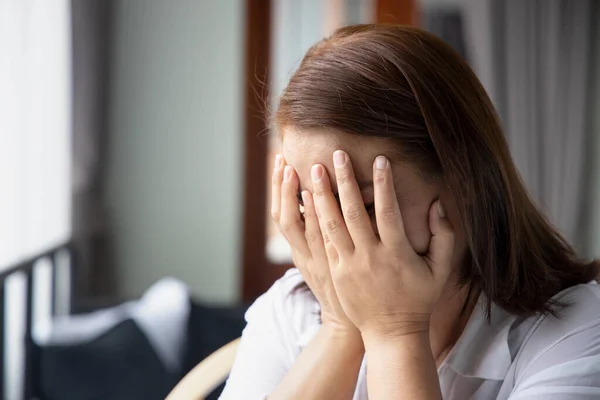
(426, 200), (455, 273)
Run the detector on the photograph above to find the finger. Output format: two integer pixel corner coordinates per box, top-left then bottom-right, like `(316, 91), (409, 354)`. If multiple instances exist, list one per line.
(301, 191), (328, 259)
(312, 194), (340, 266)
(280, 165), (310, 257)
(333, 150), (377, 246)
(425, 200), (454, 275)
(373, 156), (410, 248)
(270, 154), (284, 224)
(303, 190), (339, 273)
(311, 164), (354, 254)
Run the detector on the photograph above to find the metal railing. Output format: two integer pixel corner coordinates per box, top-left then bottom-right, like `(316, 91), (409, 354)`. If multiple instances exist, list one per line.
(0, 242), (74, 400)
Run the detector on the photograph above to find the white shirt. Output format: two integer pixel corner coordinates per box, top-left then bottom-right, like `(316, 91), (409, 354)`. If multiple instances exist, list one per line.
(220, 269), (600, 399)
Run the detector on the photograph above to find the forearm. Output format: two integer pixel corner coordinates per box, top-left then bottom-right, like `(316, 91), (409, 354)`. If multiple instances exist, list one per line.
(269, 325), (364, 400)
(363, 332), (442, 400)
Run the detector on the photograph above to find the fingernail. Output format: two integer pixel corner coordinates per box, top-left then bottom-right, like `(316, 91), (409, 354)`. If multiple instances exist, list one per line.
(437, 201), (446, 218)
(275, 154), (282, 169)
(333, 150), (346, 168)
(311, 165), (323, 182)
(284, 165), (292, 181)
(301, 190), (310, 206)
(375, 156), (387, 170)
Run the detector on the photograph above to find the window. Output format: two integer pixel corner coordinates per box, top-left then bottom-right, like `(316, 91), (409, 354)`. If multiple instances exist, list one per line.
(0, 1), (71, 398)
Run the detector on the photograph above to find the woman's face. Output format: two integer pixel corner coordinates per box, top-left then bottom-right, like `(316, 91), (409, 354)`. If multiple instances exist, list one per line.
(282, 128), (466, 263)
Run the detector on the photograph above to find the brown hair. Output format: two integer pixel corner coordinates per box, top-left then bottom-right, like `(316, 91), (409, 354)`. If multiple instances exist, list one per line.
(275, 24), (598, 317)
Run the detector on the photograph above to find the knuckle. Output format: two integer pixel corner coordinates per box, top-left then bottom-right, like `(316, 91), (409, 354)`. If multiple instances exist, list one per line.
(311, 272), (328, 288)
(304, 227), (320, 244)
(280, 217), (299, 234)
(357, 253), (378, 274)
(336, 171), (353, 186)
(271, 209), (281, 221)
(312, 185), (326, 196)
(343, 203), (364, 222)
(379, 205), (399, 221)
(325, 247), (339, 264)
(324, 217), (341, 233)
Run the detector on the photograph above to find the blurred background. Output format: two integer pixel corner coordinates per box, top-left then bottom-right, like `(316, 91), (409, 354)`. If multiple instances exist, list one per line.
(1, 0), (599, 399)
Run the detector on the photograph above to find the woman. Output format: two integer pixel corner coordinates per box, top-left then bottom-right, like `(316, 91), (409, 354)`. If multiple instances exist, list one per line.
(220, 24), (600, 399)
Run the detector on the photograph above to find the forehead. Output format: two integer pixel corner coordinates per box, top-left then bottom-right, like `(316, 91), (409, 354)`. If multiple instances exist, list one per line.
(281, 127), (396, 191)
(282, 127), (393, 165)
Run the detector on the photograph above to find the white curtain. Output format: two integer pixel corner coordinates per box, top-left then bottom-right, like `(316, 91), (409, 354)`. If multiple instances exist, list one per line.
(462, 0), (598, 249)
(0, 1), (71, 399)
(0, 0), (72, 271)
(585, 13), (600, 258)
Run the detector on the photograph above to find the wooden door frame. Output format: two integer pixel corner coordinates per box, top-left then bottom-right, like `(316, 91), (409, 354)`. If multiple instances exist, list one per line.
(241, 0), (291, 301)
(376, 0), (418, 25)
(241, 0), (418, 301)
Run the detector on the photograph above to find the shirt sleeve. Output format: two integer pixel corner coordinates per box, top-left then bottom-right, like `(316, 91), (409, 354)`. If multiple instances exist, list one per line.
(219, 269), (320, 400)
(508, 300), (600, 399)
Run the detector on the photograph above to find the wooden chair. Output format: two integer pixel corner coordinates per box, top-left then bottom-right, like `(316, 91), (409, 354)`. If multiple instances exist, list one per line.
(166, 337), (241, 400)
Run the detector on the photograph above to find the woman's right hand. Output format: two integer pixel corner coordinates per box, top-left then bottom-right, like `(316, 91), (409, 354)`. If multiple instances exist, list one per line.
(271, 154), (358, 336)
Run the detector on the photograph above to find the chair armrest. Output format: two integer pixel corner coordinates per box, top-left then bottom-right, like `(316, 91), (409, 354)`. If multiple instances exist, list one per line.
(166, 337), (241, 400)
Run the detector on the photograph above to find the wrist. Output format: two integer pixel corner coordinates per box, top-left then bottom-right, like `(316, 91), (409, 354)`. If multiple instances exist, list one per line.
(360, 313), (430, 343)
(362, 329), (431, 356)
(321, 322), (365, 352)
(361, 331), (441, 400)
(361, 318), (430, 349)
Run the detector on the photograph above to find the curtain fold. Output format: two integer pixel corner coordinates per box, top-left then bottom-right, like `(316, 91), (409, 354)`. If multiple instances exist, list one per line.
(462, 0), (599, 249)
(0, 0), (71, 271)
(423, 7), (468, 62)
(0, 1), (72, 398)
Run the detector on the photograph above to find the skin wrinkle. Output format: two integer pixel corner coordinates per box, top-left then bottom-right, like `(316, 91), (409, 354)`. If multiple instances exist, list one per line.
(283, 127), (440, 258)
(280, 134), (472, 373)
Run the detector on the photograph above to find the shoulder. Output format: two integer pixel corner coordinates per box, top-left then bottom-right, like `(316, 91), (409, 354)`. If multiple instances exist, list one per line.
(245, 268), (321, 348)
(512, 282), (600, 387)
(519, 282), (600, 352)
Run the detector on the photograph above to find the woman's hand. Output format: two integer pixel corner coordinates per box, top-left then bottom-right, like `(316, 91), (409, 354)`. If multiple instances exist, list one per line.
(309, 150), (455, 341)
(271, 155), (358, 337)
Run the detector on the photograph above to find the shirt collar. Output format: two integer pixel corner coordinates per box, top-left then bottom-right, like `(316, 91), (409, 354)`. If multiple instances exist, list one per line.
(443, 294), (515, 380)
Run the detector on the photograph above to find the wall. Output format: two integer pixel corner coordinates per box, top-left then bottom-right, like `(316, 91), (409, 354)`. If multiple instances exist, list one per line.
(105, 0), (244, 303)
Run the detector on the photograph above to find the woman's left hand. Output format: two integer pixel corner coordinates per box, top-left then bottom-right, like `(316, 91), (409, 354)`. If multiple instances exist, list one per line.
(309, 150), (455, 341)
